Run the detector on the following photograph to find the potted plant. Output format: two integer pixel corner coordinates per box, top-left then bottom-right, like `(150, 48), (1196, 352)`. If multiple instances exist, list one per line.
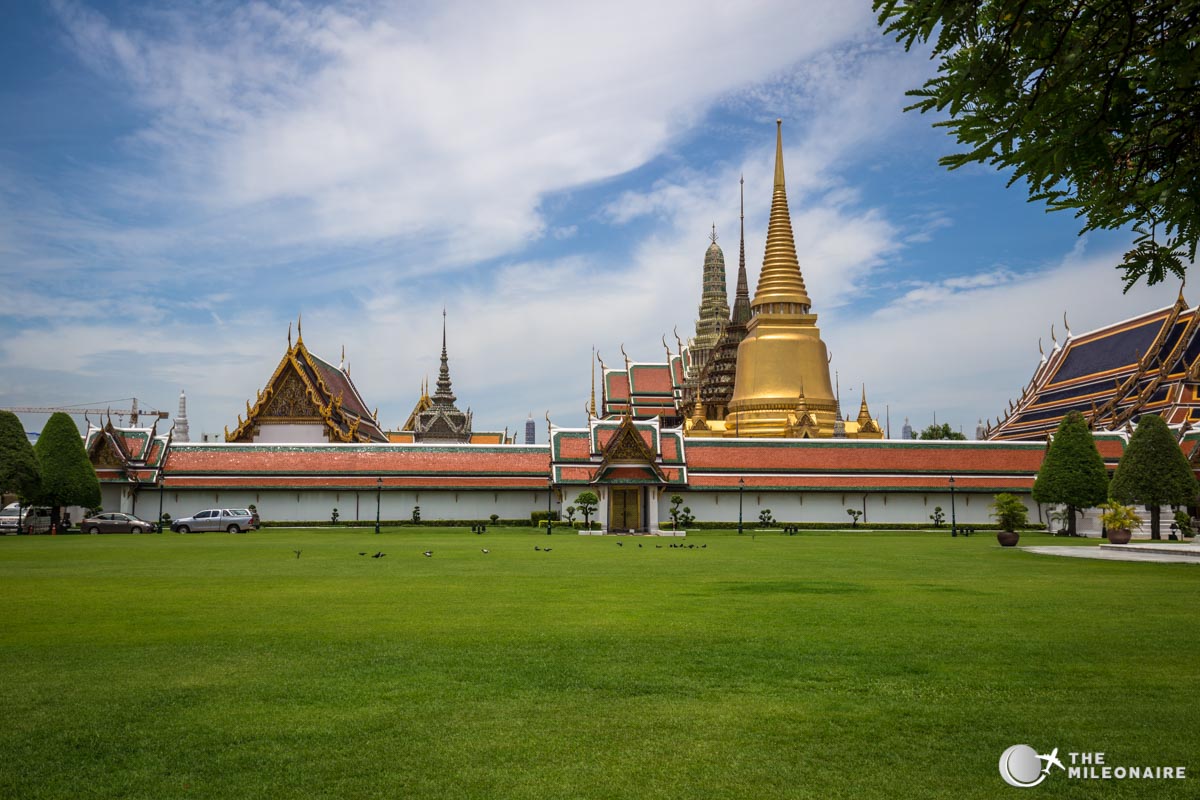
(990, 493), (1028, 547)
(1098, 501), (1142, 545)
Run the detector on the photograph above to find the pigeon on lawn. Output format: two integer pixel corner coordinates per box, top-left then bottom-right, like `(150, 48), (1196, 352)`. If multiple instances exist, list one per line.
(422, 550), (432, 558)
(617, 541), (623, 547)
(544, 547), (552, 552)
(294, 550), (302, 559)
(481, 548), (490, 554)
(655, 545), (662, 549)
(534, 545), (542, 551)
(373, 552), (386, 558)
(358, 552), (367, 556)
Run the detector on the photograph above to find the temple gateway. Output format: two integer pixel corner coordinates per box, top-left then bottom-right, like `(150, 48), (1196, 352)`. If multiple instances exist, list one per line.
(82, 122), (1200, 533)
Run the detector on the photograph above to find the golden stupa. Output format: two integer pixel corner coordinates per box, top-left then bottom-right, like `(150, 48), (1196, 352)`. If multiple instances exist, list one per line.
(717, 120), (880, 439)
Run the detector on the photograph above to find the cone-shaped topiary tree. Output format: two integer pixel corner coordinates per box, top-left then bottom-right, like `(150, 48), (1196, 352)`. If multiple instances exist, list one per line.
(33, 412), (101, 525)
(1109, 415), (1199, 539)
(1031, 411), (1109, 536)
(0, 410), (41, 501)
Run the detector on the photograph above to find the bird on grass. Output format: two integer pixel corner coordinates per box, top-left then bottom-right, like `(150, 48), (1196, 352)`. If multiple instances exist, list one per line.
(358, 552), (367, 556)
(294, 550), (302, 559)
(372, 551), (386, 558)
(617, 541), (623, 547)
(637, 543), (642, 548)
(543, 547), (552, 552)
(422, 550), (432, 558)
(534, 545), (542, 551)
(655, 545), (662, 549)
(701, 544), (707, 549)
(481, 548), (490, 554)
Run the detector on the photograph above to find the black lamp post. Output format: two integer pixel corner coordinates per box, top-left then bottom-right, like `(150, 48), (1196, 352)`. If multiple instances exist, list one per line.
(949, 476), (957, 537)
(738, 477), (745, 535)
(158, 474), (165, 534)
(375, 476), (382, 534)
(547, 479), (553, 534)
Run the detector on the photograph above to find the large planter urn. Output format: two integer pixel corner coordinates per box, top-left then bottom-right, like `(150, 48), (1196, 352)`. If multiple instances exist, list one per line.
(1107, 527), (1132, 545)
(996, 530), (1020, 547)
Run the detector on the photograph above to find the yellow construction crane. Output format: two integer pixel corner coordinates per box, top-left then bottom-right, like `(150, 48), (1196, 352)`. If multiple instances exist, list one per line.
(2, 398), (169, 426)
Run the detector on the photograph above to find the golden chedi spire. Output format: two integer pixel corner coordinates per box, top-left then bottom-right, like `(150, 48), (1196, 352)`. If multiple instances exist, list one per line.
(724, 119), (838, 438)
(753, 120), (812, 313)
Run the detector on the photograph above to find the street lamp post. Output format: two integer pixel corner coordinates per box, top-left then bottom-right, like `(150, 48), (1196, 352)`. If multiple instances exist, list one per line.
(375, 476), (382, 534)
(158, 475), (165, 534)
(738, 477), (745, 535)
(547, 479), (553, 534)
(949, 476), (957, 537)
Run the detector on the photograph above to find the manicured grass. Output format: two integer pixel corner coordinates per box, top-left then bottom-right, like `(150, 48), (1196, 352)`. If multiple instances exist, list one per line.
(0, 529), (1195, 799)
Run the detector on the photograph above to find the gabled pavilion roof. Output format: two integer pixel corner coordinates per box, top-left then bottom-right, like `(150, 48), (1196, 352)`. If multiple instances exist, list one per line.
(550, 415), (687, 486)
(988, 296), (1200, 440)
(84, 415), (171, 486)
(227, 326), (387, 443)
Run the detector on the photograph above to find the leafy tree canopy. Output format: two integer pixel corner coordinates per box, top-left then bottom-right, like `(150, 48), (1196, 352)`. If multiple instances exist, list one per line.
(1031, 411), (1109, 515)
(918, 423), (967, 441)
(875, 1), (1200, 290)
(1110, 414), (1197, 506)
(0, 411), (41, 500)
(33, 413), (101, 510)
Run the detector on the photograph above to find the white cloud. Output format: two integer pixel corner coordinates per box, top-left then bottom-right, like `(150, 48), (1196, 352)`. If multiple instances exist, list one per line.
(48, 0), (877, 266)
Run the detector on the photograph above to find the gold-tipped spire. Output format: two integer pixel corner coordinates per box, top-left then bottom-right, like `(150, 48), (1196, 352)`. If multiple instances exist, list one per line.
(752, 119), (811, 313)
(590, 347), (597, 418)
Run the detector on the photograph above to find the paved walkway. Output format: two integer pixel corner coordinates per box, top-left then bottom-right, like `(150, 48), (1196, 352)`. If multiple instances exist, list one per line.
(1024, 542), (1200, 564)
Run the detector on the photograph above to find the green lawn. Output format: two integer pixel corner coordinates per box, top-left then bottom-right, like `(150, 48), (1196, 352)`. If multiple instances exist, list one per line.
(0, 529), (1195, 799)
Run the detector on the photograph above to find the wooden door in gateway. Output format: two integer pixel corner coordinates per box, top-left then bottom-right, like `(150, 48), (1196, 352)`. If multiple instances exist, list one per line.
(608, 487), (641, 531)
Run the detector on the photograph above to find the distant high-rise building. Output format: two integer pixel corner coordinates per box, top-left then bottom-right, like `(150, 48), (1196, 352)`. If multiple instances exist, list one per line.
(902, 417), (913, 440)
(175, 389), (190, 442)
(525, 413), (535, 445)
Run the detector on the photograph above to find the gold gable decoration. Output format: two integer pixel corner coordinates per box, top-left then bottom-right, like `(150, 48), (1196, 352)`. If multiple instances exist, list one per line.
(92, 435), (126, 469)
(262, 370), (320, 418)
(596, 415), (667, 483)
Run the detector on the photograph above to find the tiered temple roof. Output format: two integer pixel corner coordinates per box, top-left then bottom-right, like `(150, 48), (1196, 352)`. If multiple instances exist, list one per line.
(410, 311), (473, 443)
(987, 295), (1200, 441)
(551, 415), (687, 486)
(227, 321), (386, 443)
(84, 415), (171, 488)
(598, 347), (687, 425)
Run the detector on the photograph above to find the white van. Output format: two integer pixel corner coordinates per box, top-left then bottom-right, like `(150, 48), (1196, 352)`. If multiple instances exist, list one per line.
(0, 503), (56, 534)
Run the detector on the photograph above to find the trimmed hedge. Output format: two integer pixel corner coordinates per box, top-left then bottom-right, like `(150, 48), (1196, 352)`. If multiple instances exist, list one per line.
(257, 519), (1045, 531)
(675, 520), (1047, 531)
(260, 519), (540, 529)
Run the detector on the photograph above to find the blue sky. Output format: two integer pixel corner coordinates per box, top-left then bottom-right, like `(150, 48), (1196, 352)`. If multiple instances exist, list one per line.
(1, 0), (1183, 441)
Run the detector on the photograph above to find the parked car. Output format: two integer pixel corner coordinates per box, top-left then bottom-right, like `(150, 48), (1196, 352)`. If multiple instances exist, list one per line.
(79, 512), (157, 534)
(0, 503), (53, 534)
(171, 508), (260, 533)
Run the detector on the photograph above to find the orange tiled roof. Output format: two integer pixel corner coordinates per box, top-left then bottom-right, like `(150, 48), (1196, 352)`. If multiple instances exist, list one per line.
(684, 439), (1047, 475)
(164, 443), (549, 489)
